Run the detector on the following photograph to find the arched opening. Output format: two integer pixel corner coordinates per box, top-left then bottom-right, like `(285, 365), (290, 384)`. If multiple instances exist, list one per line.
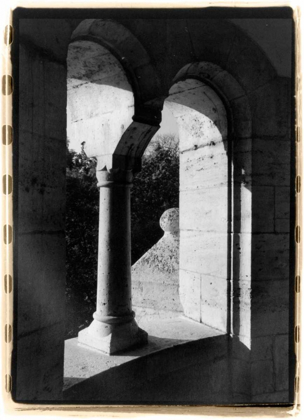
(165, 78), (229, 333)
(129, 77), (231, 334)
(67, 39), (134, 163)
(169, 62), (253, 348)
(66, 37), (151, 355)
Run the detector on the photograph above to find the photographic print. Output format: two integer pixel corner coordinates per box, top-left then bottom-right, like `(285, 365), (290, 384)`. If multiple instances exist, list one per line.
(10, 6), (296, 406)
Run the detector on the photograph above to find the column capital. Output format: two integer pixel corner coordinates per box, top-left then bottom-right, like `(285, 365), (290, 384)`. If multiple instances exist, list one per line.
(96, 167), (134, 188)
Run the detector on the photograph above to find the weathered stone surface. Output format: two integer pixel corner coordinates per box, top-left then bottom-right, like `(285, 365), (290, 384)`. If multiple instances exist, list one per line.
(230, 19), (293, 78)
(17, 234), (65, 336)
(180, 187), (228, 233)
(19, 45), (67, 140)
(233, 138), (252, 187)
(188, 20), (238, 69)
(18, 131), (65, 233)
(251, 391), (290, 403)
(275, 219), (290, 233)
(251, 281), (289, 337)
(274, 334), (289, 391)
(133, 281), (182, 312)
(72, 19), (163, 102)
(14, 322), (65, 401)
(78, 320), (147, 355)
(251, 186), (275, 233)
(167, 79), (227, 144)
(251, 139), (291, 186)
(275, 186), (291, 229)
(180, 231), (228, 278)
(229, 96), (252, 139)
(253, 310), (289, 339)
(65, 324), (228, 403)
(20, 19), (73, 62)
(231, 359), (251, 396)
(67, 40), (134, 166)
(251, 234), (290, 281)
(226, 32), (277, 94)
(251, 360), (274, 395)
(179, 143), (228, 190)
(159, 208), (179, 233)
(248, 78), (291, 139)
(200, 275), (228, 332)
(132, 209), (182, 313)
(232, 278), (251, 344)
(251, 336), (273, 361)
(179, 269), (201, 322)
(233, 186), (252, 233)
(15, 44), (67, 401)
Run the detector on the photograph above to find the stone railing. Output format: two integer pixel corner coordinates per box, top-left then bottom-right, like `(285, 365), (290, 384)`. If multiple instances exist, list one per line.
(132, 208), (182, 313)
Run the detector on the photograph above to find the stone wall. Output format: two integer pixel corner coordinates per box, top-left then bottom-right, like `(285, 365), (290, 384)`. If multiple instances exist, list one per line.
(165, 79), (229, 332)
(13, 19), (72, 401)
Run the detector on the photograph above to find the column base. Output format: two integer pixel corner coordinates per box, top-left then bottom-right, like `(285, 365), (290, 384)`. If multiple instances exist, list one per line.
(78, 319), (148, 355)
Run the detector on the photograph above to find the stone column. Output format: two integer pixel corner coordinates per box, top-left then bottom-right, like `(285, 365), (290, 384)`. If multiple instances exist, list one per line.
(78, 168), (148, 354)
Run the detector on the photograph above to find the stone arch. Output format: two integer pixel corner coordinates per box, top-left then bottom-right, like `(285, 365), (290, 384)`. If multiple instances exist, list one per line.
(164, 62), (252, 345)
(69, 19), (164, 174)
(71, 19), (162, 120)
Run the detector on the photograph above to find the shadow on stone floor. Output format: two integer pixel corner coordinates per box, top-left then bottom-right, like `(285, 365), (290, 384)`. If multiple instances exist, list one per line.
(63, 334), (244, 404)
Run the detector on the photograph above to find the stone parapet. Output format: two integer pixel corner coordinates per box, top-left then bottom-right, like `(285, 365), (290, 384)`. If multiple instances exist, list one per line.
(132, 208), (182, 313)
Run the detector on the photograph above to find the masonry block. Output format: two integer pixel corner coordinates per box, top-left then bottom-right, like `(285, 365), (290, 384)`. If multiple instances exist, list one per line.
(248, 78), (291, 138)
(251, 234), (290, 281)
(251, 186), (275, 233)
(251, 335), (273, 361)
(232, 279), (251, 343)
(229, 96), (252, 139)
(180, 186), (227, 233)
(233, 233), (252, 280)
(233, 138), (252, 187)
(200, 275), (227, 332)
(231, 358), (251, 396)
(274, 334), (289, 391)
(20, 19), (73, 62)
(14, 322), (65, 401)
(179, 269), (200, 322)
(251, 391), (290, 403)
(18, 132), (65, 233)
(251, 280), (289, 337)
(188, 19), (238, 69)
(180, 145), (228, 190)
(19, 45), (67, 140)
(180, 231), (228, 279)
(226, 32), (277, 94)
(275, 186), (291, 233)
(251, 360), (275, 395)
(67, 40), (134, 161)
(251, 139), (290, 187)
(17, 234), (66, 336)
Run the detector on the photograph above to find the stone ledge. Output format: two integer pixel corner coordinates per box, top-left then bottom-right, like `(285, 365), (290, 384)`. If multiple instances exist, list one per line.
(64, 314), (223, 395)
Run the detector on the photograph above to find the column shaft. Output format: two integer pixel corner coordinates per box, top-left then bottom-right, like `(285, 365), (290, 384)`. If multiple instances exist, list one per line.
(78, 170), (147, 354)
(95, 182), (132, 320)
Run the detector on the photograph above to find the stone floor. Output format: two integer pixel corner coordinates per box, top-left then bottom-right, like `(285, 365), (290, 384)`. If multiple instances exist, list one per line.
(64, 310), (223, 391)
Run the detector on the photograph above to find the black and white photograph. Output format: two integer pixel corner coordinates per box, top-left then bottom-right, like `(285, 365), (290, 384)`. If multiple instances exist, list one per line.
(10, 5), (296, 406)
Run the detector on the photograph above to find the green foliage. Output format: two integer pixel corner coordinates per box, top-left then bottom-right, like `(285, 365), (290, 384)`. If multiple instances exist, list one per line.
(65, 135), (179, 337)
